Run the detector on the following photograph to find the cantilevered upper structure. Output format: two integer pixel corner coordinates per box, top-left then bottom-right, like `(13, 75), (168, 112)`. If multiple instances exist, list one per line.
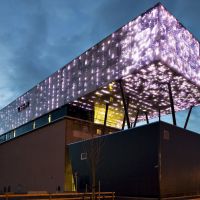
(0, 3), (200, 135)
(1, 3), (200, 198)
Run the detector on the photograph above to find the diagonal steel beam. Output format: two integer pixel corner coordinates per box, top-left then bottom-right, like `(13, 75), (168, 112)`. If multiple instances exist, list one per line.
(168, 83), (176, 126)
(118, 79), (131, 129)
(184, 106), (193, 129)
(122, 97), (130, 130)
(103, 103), (109, 134)
(145, 112), (149, 124)
(133, 109), (140, 128)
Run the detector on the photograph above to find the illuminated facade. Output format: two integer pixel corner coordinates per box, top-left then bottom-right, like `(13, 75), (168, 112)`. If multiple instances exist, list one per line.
(0, 3), (200, 135)
(1, 3), (200, 198)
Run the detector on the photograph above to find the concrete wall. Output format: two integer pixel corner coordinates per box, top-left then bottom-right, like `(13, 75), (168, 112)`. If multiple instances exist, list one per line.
(0, 119), (66, 193)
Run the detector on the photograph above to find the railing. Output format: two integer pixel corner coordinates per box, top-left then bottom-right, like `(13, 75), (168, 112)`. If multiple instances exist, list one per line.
(0, 192), (115, 200)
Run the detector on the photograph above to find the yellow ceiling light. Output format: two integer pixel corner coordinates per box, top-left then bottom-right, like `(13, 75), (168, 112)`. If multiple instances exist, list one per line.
(108, 82), (115, 91)
(94, 103), (124, 129)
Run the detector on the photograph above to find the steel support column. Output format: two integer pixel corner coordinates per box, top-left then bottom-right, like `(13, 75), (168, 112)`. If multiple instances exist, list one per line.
(145, 112), (149, 124)
(103, 103), (109, 134)
(122, 115), (126, 130)
(133, 110), (140, 127)
(158, 108), (161, 122)
(118, 80), (131, 129)
(122, 97), (130, 130)
(184, 106), (193, 129)
(168, 83), (176, 126)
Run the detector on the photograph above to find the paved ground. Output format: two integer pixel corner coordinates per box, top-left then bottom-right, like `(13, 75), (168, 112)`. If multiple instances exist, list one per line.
(116, 196), (200, 200)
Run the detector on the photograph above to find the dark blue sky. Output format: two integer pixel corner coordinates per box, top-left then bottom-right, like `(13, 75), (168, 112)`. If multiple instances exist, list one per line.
(0, 0), (200, 132)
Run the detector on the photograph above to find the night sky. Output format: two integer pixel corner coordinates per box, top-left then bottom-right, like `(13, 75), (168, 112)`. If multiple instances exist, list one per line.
(0, 0), (200, 132)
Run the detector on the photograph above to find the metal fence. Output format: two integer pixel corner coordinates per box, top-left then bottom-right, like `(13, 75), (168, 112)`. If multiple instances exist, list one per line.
(0, 192), (115, 200)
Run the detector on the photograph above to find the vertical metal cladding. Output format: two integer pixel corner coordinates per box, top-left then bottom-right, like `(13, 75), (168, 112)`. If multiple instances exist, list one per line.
(69, 122), (200, 198)
(160, 123), (200, 197)
(69, 122), (160, 197)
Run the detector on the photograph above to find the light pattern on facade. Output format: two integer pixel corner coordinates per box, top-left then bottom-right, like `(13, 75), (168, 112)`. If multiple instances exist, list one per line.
(0, 3), (200, 134)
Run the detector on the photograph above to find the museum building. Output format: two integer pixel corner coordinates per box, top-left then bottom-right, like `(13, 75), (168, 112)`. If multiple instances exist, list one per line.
(1, 3), (200, 199)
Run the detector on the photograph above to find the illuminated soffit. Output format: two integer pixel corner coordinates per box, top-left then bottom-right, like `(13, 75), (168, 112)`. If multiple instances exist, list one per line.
(71, 3), (200, 121)
(0, 3), (200, 133)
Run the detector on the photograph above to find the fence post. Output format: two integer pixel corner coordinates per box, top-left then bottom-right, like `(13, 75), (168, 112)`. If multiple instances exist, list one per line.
(112, 192), (114, 200)
(98, 180), (100, 199)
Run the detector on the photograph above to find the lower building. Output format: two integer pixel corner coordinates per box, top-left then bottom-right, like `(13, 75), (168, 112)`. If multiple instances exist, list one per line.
(1, 115), (200, 199)
(69, 121), (200, 198)
(0, 114), (116, 194)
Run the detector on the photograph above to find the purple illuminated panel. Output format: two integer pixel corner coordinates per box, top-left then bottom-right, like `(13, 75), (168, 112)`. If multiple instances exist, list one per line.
(0, 4), (200, 134)
(158, 6), (200, 85)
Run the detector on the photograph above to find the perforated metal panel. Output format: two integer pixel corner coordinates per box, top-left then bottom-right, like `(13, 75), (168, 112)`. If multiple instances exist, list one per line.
(0, 4), (200, 134)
